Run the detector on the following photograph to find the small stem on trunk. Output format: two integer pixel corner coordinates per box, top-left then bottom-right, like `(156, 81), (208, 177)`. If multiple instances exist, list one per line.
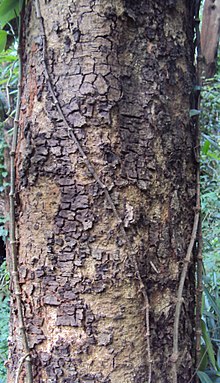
(9, 6), (33, 383)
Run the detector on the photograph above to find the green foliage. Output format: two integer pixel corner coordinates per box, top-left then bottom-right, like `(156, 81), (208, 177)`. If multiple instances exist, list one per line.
(0, 5), (20, 380)
(198, 44), (220, 382)
(197, 11), (220, 381)
(198, 278), (220, 383)
(0, 0), (23, 53)
(199, 373), (220, 383)
(0, 261), (9, 383)
(200, 55), (220, 278)
(0, 31), (19, 225)
(197, 371), (215, 383)
(0, 31), (6, 53)
(0, 47), (18, 245)
(190, 108), (201, 117)
(0, 0), (23, 28)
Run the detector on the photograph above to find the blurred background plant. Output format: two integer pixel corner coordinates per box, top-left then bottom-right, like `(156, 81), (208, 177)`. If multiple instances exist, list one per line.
(200, 67), (220, 279)
(0, 261), (9, 383)
(197, 49), (220, 383)
(197, 273), (220, 383)
(0, 48), (18, 383)
(200, 82), (220, 278)
(0, 1), (21, 381)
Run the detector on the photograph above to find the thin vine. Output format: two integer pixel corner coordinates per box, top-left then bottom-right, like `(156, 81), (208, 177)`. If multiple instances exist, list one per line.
(171, 1), (202, 381)
(195, 219), (203, 383)
(195, 2), (203, 379)
(171, 168), (200, 383)
(33, 0), (152, 381)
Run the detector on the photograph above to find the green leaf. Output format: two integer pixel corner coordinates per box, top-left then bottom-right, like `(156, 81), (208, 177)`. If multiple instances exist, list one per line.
(0, 78), (7, 85)
(206, 152), (220, 160)
(205, 371), (220, 383)
(0, 0), (22, 27)
(190, 109), (201, 117)
(201, 293), (206, 316)
(202, 140), (211, 155)
(202, 133), (220, 152)
(204, 287), (220, 319)
(199, 345), (208, 371)
(0, 54), (17, 63)
(0, 30), (7, 52)
(197, 371), (214, 383)
(216, 348), (220, 371)
(201, 319), (217, 370)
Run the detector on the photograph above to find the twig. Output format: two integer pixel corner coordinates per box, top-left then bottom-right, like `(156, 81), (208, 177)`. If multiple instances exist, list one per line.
(171, 169), (200, 383)
(9, 6), (33, 383)
(171, 2), (202, 381)
(187, 346), (208, 383)
(195, 219), (203, 382)
(15, 353), (30, 383)
(195, 3), (203, 381)
(6, 60), (16, 116)
(34, 0), (152, 381)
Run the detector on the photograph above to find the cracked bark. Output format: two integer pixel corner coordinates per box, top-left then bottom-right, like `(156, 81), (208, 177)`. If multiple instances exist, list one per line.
(7, 1), (197, 383)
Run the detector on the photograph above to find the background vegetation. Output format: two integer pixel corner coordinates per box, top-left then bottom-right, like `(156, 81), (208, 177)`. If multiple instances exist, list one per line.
(198, 57), (220, 382)
(0, 1), (219, 382)
(0, 1), (20, 380)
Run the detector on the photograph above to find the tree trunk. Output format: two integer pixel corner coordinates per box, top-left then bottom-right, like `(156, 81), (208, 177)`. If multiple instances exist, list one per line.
(201, 0), (220, 78)
(8, 1), (197, 382)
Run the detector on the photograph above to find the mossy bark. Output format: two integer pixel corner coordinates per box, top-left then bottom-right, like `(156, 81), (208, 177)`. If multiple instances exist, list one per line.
(8, 1), (197, 382)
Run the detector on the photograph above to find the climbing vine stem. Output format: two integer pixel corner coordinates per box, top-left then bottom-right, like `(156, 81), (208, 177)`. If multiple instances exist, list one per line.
(34, 0), (152, 381)
(195, 219), (203, 380)
(171, 168), (200, 383)
(9, 5), (33, 383)
(194, 1), (203, 379)
(172, 2), (202, 381)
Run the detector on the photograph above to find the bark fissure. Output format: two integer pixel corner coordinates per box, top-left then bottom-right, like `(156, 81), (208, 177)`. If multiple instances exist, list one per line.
(34, 0), (152, 381)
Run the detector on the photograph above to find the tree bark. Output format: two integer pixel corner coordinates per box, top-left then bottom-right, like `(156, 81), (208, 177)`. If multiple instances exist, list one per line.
(201, 0), (220, 78)
(8, 1), (197, 382)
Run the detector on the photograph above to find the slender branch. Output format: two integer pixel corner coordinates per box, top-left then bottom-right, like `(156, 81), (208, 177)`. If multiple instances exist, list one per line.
(195, 3), (203, 380)
(6, 61), (16, 116)
(9, 7), (33, 383)
(15, 353), (30, 383)
(34, 0), (152, 381)
(195, 219), (203, 382)
(187, 346), (208, 383)
(171, 169), (200, 383)
(171, 2), (202, 381)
